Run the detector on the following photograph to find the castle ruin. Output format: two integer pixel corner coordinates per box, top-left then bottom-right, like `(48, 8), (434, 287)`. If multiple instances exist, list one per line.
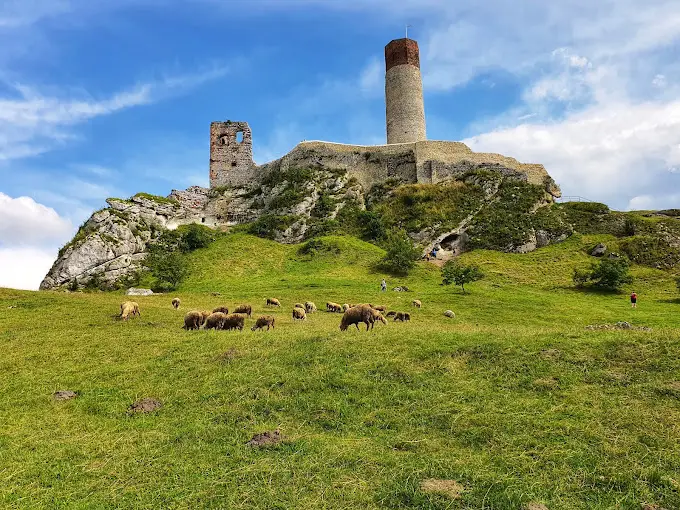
(209, 121), (254, 188)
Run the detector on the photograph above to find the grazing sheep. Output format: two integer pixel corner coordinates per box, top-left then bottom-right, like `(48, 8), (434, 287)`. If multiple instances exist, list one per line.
(172, 297), (181, 309)
(234, 304), (252, 317)
(340, 304), (375, 331)
(183, 310), (203, 330)
(292, 307), (307, 321)
(368, 308), (388, 329)
(199, 310), (211, 325)
(120, 301), (140, 320)
(326, 302), (343, 313)
(304, 301), (317, 313)
(204, 312), (228, 330)
(212, 306), (229, 315)
(444, 310), (456, 318)
(223, 313), (246, 331)
(371, 304), (387, 312)
(251, 315), (275, 331)
(266, 298), (281, 307)
(393, 312), (411, 322)
(386, 311), (397, 318)
(412, 299), (422, 308)
(342, 304), (350, 312)
(294, 303), (304, 310)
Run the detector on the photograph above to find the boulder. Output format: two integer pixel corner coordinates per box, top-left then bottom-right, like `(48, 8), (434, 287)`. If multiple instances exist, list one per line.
(444, 310), (456, 318)
(591, 243), (607, 257)
(126, 288), (153, 296)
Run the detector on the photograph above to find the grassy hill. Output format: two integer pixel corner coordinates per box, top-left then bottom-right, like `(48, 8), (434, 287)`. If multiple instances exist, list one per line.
(1, 233), (679, 509)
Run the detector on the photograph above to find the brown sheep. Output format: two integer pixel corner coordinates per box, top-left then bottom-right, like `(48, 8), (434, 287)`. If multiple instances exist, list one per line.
(266, 298), (281, 307)
(183, 310), (203, 330)
(340, 304), (375, 331)
(368, 308), (388, 329)
(304, 301), (317, 313)
(234, 304), (252, 317)
(199, 310), (211, 325)
(386, 311), (397, 318)
(412, 299), (422, 308)
(223, 313), (246, 331)
(371, 304), (387, 312)
(294, 303), (304, 310)
(326, 302), (343, 313)
(204, 312), (228, 330)
(393, 312), (411, 322)
(251, 315), (275, 331)
(342, 304), (350, 312)
(292, 307), (306, 321)
(172, 297), (181, 309)
(212, 306), (229, 315)
(120, 301), (140, 320)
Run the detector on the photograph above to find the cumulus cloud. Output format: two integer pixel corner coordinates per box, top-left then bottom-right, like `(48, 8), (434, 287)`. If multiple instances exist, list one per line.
(0, 247), (58, 290)
(0, 192), (74, 247)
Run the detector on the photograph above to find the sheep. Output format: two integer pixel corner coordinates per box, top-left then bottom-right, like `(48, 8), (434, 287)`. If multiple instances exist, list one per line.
(223, 313), (246, 331)
(304, 301), (317, 313)
(120, 301), (140, 320)
(266, 298), (281, 307)
(294, 303), (305, 310)
(342, 304), (350, 312)
(412, 299), (422, 308)
(183, 310), (203, 330)
(172, 297), (181, 309)
(234, 304), (252, 317)
(444, 310), (456, 318)
(339, 304), (375, 331)
(326, 302), (343, 313)
(204, 312), (228, 330)
(393, 312), (411, 322)
(368, 307), (388, 329)
(199, 310), (211, 325)
(212, 306), (229, 315)
(292, 307), (307, 321)
(371, 304), (387, 312)
(251, 315), (275, 331)
(386, 311), (397, 318)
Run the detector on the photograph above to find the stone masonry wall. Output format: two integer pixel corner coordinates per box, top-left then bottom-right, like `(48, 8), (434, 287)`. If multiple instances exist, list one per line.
(209, 121), (254, 188)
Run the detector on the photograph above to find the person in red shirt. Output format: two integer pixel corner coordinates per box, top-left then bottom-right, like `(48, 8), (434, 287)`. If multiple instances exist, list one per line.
(630, 291), (637, 308)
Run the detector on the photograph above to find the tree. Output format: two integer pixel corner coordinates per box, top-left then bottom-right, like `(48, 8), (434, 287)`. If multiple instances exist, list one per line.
(573, 258), (633, 291)
(441, 261), (483, 294)
(179, 223), (215, 252)
(379, 230), (420, 275)
(359, 211), (387, 242)
(145, 251), (188, 291)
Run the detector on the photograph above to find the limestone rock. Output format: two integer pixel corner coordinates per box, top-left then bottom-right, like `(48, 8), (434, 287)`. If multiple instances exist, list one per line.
(126, 288), (153, 296)
(591, 243), (607, 257)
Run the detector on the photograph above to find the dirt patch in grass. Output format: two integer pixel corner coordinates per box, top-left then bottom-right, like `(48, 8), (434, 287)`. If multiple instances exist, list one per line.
(540, 348), (561, 360)
(53, 390), (77, 401)
(532, 377), (560, 390)
(216, 348), (240, 363)
(246, 429), (284, 447)
(127, 397), (162, 414)
(419, 478), (464, 499)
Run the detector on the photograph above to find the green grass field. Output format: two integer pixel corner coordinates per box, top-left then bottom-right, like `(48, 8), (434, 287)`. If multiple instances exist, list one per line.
(1, 233), (679, 509)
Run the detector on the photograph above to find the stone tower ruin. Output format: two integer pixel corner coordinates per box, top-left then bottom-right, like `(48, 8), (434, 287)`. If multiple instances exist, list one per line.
(209, 121), (254, 188)
(384, 38), (427, 144)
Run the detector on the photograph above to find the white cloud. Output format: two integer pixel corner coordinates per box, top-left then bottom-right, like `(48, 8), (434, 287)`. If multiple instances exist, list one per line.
(652, 74), (668, 88)
(627, 193), (680, 211)
(0, 192), (74, 247)
(0, 247), (58, 290)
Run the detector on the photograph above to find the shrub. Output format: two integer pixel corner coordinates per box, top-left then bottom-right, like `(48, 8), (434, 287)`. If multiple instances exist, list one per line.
(247, 215), (297, 240)
(359, 211), (387, 242)
(573, 258), (633, 291)
(178, 223), (215, 252)
(379, 230), (420, 275)
(144, 251), (188, 291)
(298, 239), (341, 257)
(441, 261), (484, 294)
(304, 219), (340, 240)
(676, 276), (680, 293)
(311, 193), (335, 218)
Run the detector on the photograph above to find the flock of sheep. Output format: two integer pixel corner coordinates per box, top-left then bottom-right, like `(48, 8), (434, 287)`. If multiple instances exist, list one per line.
(118, 297), (429, 332)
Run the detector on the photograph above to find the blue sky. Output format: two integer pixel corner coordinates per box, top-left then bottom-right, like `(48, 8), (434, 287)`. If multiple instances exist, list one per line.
(1, 0), (680, 289)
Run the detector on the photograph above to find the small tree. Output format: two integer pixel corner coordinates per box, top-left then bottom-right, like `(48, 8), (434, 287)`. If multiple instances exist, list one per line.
(442, 261), (483, 294)
(573, 258), (633, 291)
(379, 230), (420, 275)
(179, 223), (215, 252)
(145, 251), (188, 291)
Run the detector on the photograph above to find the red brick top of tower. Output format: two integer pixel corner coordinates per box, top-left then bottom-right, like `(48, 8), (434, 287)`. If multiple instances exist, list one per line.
(385, 38), (420, 72)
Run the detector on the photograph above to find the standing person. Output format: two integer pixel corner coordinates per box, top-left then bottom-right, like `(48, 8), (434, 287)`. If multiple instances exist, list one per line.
(381, 279), (387, 292)
(630, 291), (637, 308)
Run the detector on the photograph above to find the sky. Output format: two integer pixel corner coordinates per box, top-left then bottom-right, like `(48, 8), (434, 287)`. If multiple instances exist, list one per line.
(1, 0), (680, 290)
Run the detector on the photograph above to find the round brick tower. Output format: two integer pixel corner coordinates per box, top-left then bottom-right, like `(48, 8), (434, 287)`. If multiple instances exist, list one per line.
(385, 38), (427, 144)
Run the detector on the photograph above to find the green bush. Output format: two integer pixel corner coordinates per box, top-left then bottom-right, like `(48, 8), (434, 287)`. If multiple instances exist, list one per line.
(311, 193), (335, 218)
(618, 235), (680, 269)
(358, 211), (387, 242)
(676, 276), (680, 293)
(298, 238), (341, 257)
(177, 223), (215, 252)
(304, 219), (340, 240)
(379, 230), (420, 275)
(247, 215), (297, 240)
(144, 251), (188, 291)
(441, 261), (484, 294)
(573, 258), (633, 291)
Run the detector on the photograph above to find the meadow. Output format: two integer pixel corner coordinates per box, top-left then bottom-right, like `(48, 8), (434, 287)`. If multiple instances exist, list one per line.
(1, 233), (679, 509)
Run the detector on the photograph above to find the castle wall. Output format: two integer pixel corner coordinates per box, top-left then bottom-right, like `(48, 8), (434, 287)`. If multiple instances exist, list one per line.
(209, 121), (254, 188)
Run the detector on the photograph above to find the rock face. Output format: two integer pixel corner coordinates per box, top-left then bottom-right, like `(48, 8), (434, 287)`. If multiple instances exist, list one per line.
(41, 142), (563, 291)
